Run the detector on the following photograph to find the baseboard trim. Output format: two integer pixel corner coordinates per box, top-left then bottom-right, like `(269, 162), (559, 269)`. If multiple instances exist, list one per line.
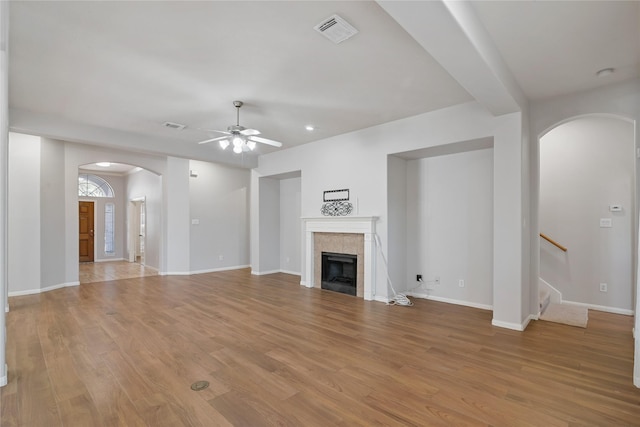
(562, 300), (634, 316)
(279, 269), (301, 276)
(634, 375), (640, 389)
(406, 292), (493, 311)
(491, 318), (529, 331)
(190, 265), (250, 275)
(8, 281), (80, 297)
(251, 269), (281, 276)
(94, 258), (126, 263)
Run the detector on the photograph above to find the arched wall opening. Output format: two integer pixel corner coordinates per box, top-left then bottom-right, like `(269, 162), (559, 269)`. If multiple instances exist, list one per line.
(537, 115), (636, 313)
(76, 163), (161, 277)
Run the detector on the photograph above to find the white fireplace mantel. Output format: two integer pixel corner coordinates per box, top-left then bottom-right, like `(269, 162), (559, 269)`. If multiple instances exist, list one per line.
(302, 216), (378, 300)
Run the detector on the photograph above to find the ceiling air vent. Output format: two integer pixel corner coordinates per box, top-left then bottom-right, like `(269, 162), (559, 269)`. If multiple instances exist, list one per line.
(314, 14), (358, 44)
(163, 121), (186, 131)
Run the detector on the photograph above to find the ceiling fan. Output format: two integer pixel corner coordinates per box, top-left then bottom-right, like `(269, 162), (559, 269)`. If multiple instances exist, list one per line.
(197, 101), (283, 153)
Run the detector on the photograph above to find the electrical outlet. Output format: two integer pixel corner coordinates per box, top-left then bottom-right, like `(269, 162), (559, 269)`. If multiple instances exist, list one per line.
(416, 274), (423, 282)
(599, 283), (608, 292)
(218, 255), (224, 261)
(458, 279), (465, 288)
(435, 276), (440, 285)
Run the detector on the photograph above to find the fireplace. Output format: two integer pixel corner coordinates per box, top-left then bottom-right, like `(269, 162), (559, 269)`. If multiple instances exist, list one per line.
(303, 216), (377, 301)
(321, 252), (357, 296)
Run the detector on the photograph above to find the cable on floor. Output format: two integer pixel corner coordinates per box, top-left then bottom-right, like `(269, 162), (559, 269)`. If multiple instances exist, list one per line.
(373, 234), (413, 306)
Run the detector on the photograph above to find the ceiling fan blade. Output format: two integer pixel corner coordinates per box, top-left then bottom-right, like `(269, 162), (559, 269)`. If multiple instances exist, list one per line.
(248, 135), (283, 148)
(240, 128), (261, 136)
(197, 135), (230, 145)
(196, 128), (230, 135)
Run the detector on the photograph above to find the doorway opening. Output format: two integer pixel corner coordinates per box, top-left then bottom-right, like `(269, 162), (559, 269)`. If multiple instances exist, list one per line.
(537, 115), (636, 316)
(129, 198), (146, 266)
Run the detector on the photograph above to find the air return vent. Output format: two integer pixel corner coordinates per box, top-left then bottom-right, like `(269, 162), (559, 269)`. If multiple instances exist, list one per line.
(163, 121), (186, 131)
(314, 14), (358, 44)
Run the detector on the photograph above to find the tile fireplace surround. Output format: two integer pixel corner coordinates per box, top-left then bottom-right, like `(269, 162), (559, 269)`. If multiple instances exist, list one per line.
(302, 216), (377, 301)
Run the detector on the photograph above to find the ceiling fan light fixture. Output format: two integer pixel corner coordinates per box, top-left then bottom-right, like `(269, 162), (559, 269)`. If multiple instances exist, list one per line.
(247, 140), (256, 151)
(232, 135), (244, 147)
(219, 139), (230, 150)
(233, 144), (242, 154)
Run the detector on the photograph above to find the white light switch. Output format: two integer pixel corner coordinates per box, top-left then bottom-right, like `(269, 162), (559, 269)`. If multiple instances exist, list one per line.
(600, 218), (612, 228)
(191, 219), (200, 225)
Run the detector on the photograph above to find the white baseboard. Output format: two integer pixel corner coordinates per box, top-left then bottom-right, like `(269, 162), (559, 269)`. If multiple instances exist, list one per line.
(635, 375), (640, 389)
(8, 281), (80, 297)
(492, 318), (528, 331)
(0, 364), (7, 387)
(406, 292), (493, 311)
(492, 314), (535, 331)
(300, 280), (309, 287)
(251, 269), (281, 276)
(160, 265), (250, 276)
(279, 269), (301, 276)
(562, 300), (634, 316)
(189, 265), (250, 275)
(94, 258), (126, 263)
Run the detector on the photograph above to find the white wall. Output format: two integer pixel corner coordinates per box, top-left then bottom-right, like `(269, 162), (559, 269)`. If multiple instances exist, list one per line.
(8, 133), (41, 293)
(279, 177), (301, 275)
(540, 116), (634, 310)
(256, 176), (280, 274)
(0, 0), (9, 388)
(126, 168), (162, 271)
(387, 155), (407, 295)
(405, 147), (494, 307)
(40, 138), (66, 288)
(188, 159), (250, 273)
(163, 157), (189, 274)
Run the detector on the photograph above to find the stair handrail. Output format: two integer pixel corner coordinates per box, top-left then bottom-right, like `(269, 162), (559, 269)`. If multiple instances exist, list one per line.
(540, 233), (567, 252)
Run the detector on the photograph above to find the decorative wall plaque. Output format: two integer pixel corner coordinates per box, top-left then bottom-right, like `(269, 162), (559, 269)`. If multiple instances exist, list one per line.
(321, 189), (353, 216)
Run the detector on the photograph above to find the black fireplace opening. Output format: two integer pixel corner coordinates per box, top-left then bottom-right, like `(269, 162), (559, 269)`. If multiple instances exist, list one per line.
(321, 252), (357, 296)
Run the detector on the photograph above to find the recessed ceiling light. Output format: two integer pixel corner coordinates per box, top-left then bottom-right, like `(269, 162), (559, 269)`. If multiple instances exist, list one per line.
(305, 125), (315, 131)
(596, 68), (615, 78)
(96, 162), (111, 167)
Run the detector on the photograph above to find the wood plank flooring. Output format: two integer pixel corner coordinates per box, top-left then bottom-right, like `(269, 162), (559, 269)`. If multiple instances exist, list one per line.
(2, 269), (639, 426)
(79, 261), (157, 284)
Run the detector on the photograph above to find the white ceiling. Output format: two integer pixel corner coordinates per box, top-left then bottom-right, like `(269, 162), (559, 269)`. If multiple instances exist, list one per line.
(8, 1), (640, 168)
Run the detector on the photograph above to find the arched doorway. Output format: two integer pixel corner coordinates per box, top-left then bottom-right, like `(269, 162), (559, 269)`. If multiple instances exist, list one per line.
(537, 115), (636, 315)
(77, 162), (159, 283)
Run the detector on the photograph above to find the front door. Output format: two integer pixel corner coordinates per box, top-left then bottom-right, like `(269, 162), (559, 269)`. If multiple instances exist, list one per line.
(79, 201), (94, 262)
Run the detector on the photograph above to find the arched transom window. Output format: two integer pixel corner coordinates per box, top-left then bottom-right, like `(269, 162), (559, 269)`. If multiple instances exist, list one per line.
(78, 174), (114, 198)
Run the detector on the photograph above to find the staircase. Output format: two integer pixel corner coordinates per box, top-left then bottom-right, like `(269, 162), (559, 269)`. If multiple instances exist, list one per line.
(539, 287), (551, 314)
(538, 277), (561, 315)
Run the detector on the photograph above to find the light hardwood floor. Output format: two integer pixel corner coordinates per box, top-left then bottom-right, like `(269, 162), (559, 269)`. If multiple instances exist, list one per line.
(79, 260), (158, 284)
(2, 269), (639, 426)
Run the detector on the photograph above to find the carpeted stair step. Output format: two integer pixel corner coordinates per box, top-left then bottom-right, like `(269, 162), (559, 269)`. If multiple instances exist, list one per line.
(539, 303), (588, 328)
